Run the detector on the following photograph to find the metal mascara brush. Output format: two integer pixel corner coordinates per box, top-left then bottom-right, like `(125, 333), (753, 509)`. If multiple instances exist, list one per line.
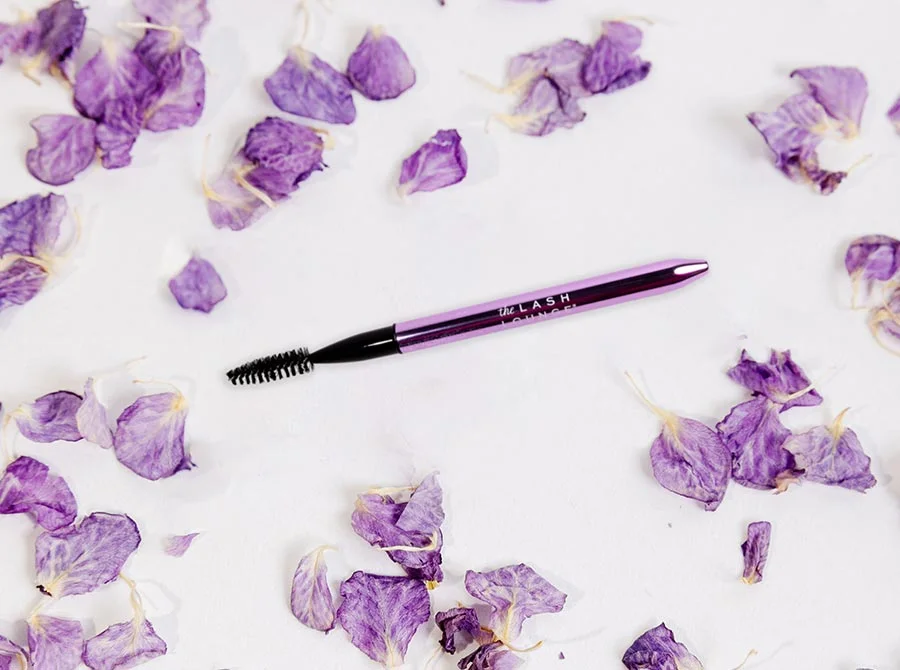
(226, 258), (708, 385)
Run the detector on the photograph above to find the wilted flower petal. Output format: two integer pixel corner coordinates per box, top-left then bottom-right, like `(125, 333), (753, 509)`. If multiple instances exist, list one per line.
(622, 623), (703, 670)
(458, 642), (522, 670)
(741, 521), (771, 585)
(889, 96), (900, 132)
(26, 114), (96, 185)
(163, 532), (199, 557)
(94, 98), (141, 169)
(34, 0), (86, 80)
(82, 618), (166, 670)
(27, 615), (82, 670)
(15, 390), (82, 443)
(0, 456), (77, 531)
(582, 21), (650, 95)
(74, 40), (157, 121)
(113, 391), (191, 480)
(398, 129), (467, 196)
(465, 564), (566, 644)
(726, 349), (822, 410)
(496, 75), (586, 136)
(845, 235), (900, 291)
(265, 48), (356, 124)
(0, 635), (28, 670)
(132, 0), (209, 42)
(0, 257), (49, 314)
(242, 117), (326, 193)
(507, 38), (591, 99)
(347, 27), (415, 100)
(0, 193), (66, 258)
(792, 66), (868, 138)
(435, 607), (482, 654)
(869, 287), (900, 353)
(290, 545), (335, 632)
(0, 21), (38, 65)
(168, 256), (226, 313)
(35, 512), (141, 598)
(75, 378), (113, 448)
(786, 410), (876, 492)
(336, 572), (430, 667)
(142, 46), (205, 131)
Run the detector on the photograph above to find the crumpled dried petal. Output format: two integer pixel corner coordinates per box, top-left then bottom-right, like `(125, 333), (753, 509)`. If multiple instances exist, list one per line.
(726, 349), (822, 411)
(717, 397), (798, 490)
(133, 29), (180, 71)
(0, 22), (38, 65)
(791, 66), (868, 138)
(113, 391), (191, 480)
(786, 410), (876, 492)
(347, 27), (416, 100)
(0, 193), (66, 258)
(435, 607), (483, 654)
(741, 520), (771, 584)
(582, 21), (651, 95)
(75, 378), (113, 448)
(868, 286), (900, 353)
(398, 129), (467, 196)
(26, 114), (97, 185)
(34, 0), (86, 81)
(622, 623), (703, 670)
(94, 98), (141, 170)
(458, 642), (522, 670)
(265, 48), (356, 124)
(168, 256), (227, 313)
(15, 390), (83, 443)
(465, 564), (566, 643)
(142, 46), (205, 131)
(163, 532), (199, 557)
(0, 635), (28, 670)
(35, 512), (141, 598)
(0, 456), (77, 531)
(290, 545), (335, 632)
(0, 257), (49, 314)
(204, 153), (272, 231)
(82, 618), (166, 670)
(889, 96), (900, 132)
(507, 38), (591, 99)
(336, 572), (430, 667)
(845, 235), (900, 289)
(74, 40), (157, 121)
(27, 615), (82, 670)
(132, 0), (210, 42)
(242, 117), (326, 195)
(496, 75), (586, 136)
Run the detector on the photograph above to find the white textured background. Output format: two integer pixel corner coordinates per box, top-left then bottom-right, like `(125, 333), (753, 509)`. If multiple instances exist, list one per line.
(2, 0), (900, 668)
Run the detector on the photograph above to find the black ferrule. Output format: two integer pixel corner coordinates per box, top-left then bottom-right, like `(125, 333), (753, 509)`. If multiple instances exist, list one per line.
(308, 325), (400, 365)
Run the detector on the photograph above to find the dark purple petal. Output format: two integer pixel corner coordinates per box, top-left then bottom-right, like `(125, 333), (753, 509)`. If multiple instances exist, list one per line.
(265, 48), (356, 124)
(582, 22), (650, 95)
(726, 349), (822, 410)
(0, 456), (77, 531)
(458, 642), (522, 670)
(94, 98), (141, 169)
(290, 546), (335, 632)
(791, 66), (868, 137)
(622, 623), (703, 670)
(0, 257), (48, 314)
(499, 75), (586, 136)
(889, 96), (900, 132)
(242, 117), (325, 192)
(0, 635), (27, 670)
(113, 392), (191, 480)
(142, 46), (205, 131)
(0, 193), (66, 258)
(435, 607), (482, 654)
(398, 129), (467, 195)
(74, 40), (157, 121)
(507, 38), (591, 98)
(163, 532), (199, 557)
(741, 521), (771, 585)
(717, 397), (798, 490)
(786, 410), (876, 492)
(26, 114), (96, 185)
(134, 29), (181, 71)
(82, 618), (166, 670)
(132, 0), (209, 42)
(465, 564), (566, 643)
(35, 512), (141, 598)
(845, 235), (900, 284)
(346, 27), (416, 101)
(35, 0), (86, 80)
(15, 390), (83, 443)
(27, 615), (82, 670)
(168, 256), (226, 313)
(75, 378), (113, 449)
(336, 572), (430, 666)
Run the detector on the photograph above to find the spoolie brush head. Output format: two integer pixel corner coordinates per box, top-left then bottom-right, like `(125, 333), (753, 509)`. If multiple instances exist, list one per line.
(226, 348), (313, 385)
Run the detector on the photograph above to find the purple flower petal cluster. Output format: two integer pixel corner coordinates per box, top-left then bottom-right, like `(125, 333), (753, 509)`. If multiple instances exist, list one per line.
(841, 235), (900, 353)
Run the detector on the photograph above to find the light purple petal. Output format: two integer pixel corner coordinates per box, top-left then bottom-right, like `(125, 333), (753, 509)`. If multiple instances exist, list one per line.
(26, 114), (96, 186)
(132, 0), (209, 42)
(0, 635), (27, 670)
(15, 390), (83, 443)
(336, 572), (430, 667)
(347, 27), (416, 101)
(869, 288), (900, 353)
(35, 0), (86, 80)
(134, 29), (181, 71)
(845, 235), (900, 284)
(0, 21), (38, 65)
(464, 564), (566, 643)
(582, 22), (650, 95)
(163, 532), (199, 557)
(290, 546), (335, 632)
(113, 392), (191, 480)
(94, 98), (141, 169)
(507, 38), (591, 98)
(168, 257), (226, 313)
(792, 66), (868, 137)
(0, 193), (67, 258)
(786, 411), (876, 492)
(74, 40), (157, 121)
(35, 512), (141, 598)
(265, 48), (356, 124)
(889, 96), (900, 132)
(622, 623), (703, 670)
(75, 378), (113, 448)
(399, 129), (467, 195)
(142, 46), (205, 131)
(0, 456), (77, 530)
(435, 607), (482, 654)
(500, 75), (586, 136)
(0, 258), (48, 314)
(458, 642), (523, 670)
(726, 349), (822, 410)
(741, 521), (771, 585)
(82, 618), (166, 670)
(27, 615), (82, 670)
(204, 153), (273, 231)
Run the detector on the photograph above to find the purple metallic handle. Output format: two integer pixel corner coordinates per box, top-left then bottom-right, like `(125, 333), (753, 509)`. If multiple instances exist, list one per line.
(395, 259), (708, 353)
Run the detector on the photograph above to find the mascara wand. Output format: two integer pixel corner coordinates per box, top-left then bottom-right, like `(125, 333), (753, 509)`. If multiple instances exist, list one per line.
(226, 258), (708, 385)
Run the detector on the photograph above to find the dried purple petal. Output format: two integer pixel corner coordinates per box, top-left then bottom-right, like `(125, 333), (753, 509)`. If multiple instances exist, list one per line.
(15, 390), (83, 443)
(458, 642), (522, 670)
(94, 98), (141, 170)
(168, 256), (226, 313)
(869, 286), (900, 353)
(347, 27), (416, 100)
(336, 572), (430, 667)
(507, 39), (591, 98)
(0, 456), (77, 531)
(582, 22), (651, 95)
(497, 75), (586, 136)
(265, 48), (356, 124)
(113, 391), (191, 480)
(726, 349), (822, 411)
(792, 66), (868, 138)
(82, 618), (166, 670)
(0, 635), (27, 670)
(142, 46), (205, 131)
(163, 532), (199, 557)
(786, 410), (876, 492)
(0, 257), (49, 314)
(435, 607), (482, 654)
(0, 193), (66, 258)
(622, 623), (703, 670)
(35, 512), (140, 598)
(741, 521), (771, 584)
(26, 114), (97, 185)
(889, 96), (900, 132)
(204, 153), (273, 231)
(34, 0), (86, 80)
(845, 235), (900, 288)
(465, 564), (566, 643)
(132, 0), (210, 42)
(242, 117), (326, 194)
(133, 29), (179, 71)
(74, 40), (157, 121)
(27, 615), (82, 670)
(290, 545), (335, 632)
(75, 378), (113, 448)
(398, 129), (467, 196)
(0, 22), (38, 65)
